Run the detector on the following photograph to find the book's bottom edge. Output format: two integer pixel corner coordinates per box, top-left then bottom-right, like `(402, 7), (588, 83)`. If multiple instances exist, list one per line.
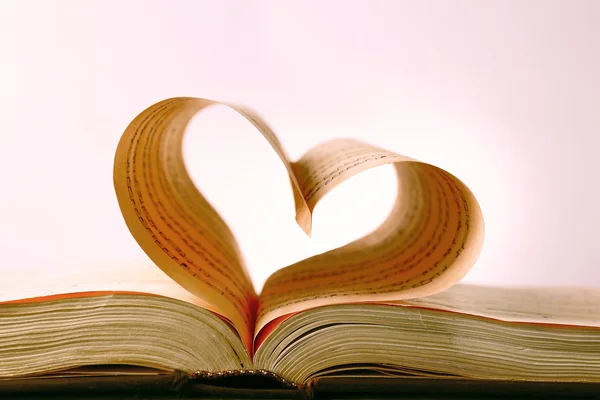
(2, 372), (600, 398)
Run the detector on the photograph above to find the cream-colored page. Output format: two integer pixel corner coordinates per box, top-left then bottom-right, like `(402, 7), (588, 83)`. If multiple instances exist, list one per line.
(396, 284), (600, 327)
(256, 139), (485, 333)
(0, 259), (213, 310)
(112, 97), (307, 352)
(112, 96), (484, 346)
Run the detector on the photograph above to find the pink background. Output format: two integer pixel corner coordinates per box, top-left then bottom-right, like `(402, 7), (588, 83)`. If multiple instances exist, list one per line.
(1, 0), (598, 291)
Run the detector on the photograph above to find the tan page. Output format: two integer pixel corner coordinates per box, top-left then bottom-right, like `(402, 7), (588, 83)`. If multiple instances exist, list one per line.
(396, 284), (600, 327)
(0, 259), (211, 310)
(113, 97), (309, 352)
(256, 139), (484, 333)
(112, 97), (485, 346)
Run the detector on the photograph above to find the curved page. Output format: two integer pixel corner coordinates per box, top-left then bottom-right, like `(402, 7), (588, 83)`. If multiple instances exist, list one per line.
(113, 97), (308, 351)
(257, 139), (485, 333)
(112, 97), (485, 349)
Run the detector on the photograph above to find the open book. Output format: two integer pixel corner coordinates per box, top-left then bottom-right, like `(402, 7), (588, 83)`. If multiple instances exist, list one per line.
(1, 97), (599, 392)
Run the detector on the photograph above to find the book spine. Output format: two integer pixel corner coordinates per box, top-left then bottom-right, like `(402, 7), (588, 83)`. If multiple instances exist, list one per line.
(191, 369), (299, 389)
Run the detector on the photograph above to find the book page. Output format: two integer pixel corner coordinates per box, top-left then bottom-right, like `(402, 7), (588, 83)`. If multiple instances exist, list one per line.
(256, 139), (485, 334)
(113, 97), (308, 352)
(396, 284), (600, 327)
(111, 96), (484, 348)
(0, 259), (212, 310)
